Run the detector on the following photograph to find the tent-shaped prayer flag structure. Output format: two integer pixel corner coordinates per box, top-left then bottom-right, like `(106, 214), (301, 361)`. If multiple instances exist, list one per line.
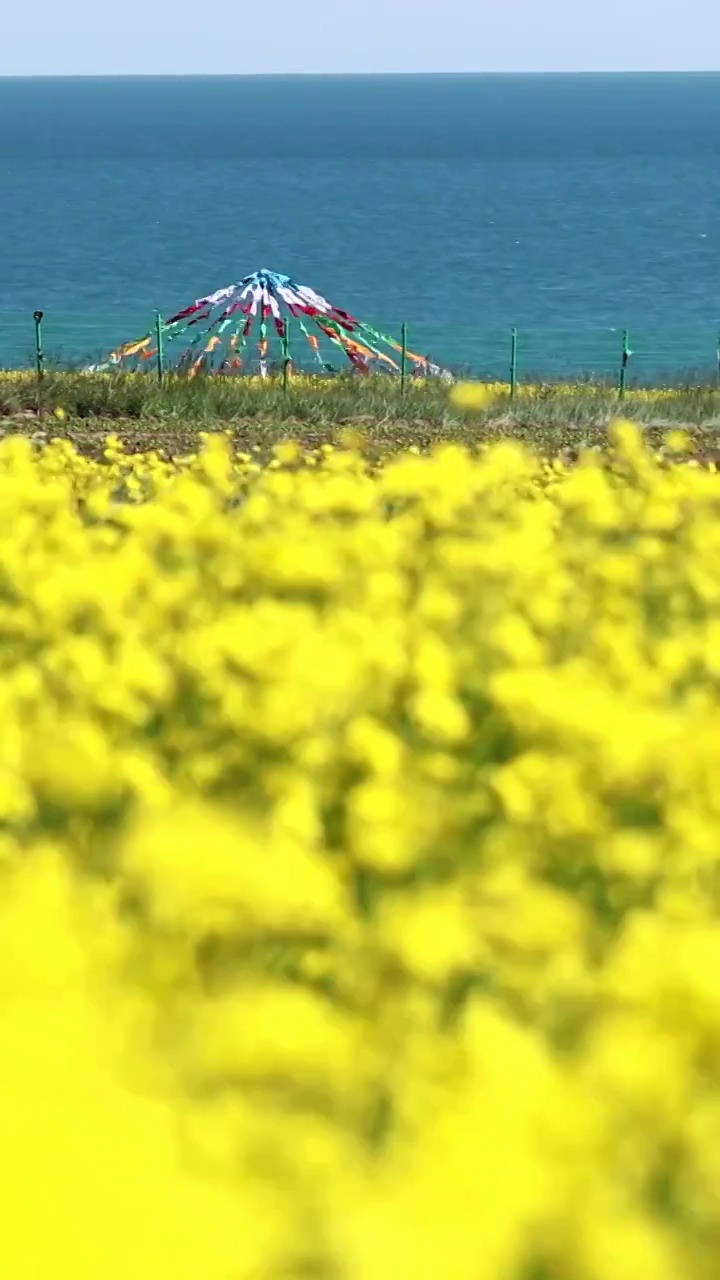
(93, 268), (448, 378)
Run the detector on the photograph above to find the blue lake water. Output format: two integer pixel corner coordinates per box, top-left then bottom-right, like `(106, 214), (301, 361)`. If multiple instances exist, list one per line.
(1, 73), (719, 378)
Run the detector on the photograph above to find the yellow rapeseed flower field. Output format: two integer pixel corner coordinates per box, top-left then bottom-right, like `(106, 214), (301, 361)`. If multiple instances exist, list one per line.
(3, 424), (720, 1278)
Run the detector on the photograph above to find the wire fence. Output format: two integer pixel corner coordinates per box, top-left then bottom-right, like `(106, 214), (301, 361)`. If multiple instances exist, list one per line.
(1, 311), (719, 388)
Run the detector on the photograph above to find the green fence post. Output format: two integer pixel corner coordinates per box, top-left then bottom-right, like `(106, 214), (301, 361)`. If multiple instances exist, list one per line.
(155, 311), (164, 385)
(716, 332), (720, 386)
(33, 310), (45, 382)
(282, 318), (291, 393)
(619, 329), (631, 399)
(510, 326), (518, 399)
(400, 322), (408, 394)
(33, 310), (44, 416)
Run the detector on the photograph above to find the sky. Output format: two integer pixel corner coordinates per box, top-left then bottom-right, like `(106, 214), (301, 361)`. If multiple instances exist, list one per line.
(1, 0), (718, 76)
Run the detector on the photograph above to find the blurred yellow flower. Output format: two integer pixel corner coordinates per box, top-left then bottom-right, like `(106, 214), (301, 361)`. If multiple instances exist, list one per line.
(0, 426), (716, 1278)
(450, 381), (497, 411)
(663, 428), (692, 453)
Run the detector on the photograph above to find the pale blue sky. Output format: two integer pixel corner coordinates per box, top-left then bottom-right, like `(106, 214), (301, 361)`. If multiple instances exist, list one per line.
(1, 0), (717, 76)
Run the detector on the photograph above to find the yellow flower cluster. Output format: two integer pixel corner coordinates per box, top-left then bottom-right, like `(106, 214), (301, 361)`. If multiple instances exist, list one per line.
(451, 380), (687, 406)
(3, 425), (720, 1279)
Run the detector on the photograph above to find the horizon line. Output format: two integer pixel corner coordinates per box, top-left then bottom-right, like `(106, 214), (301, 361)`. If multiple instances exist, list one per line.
(1, 68), (720, 79)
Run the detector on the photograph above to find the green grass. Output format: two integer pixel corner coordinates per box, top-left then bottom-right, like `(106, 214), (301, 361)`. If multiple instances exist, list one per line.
(2, 370), (720, 422)
(2, 372), (720, 460)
